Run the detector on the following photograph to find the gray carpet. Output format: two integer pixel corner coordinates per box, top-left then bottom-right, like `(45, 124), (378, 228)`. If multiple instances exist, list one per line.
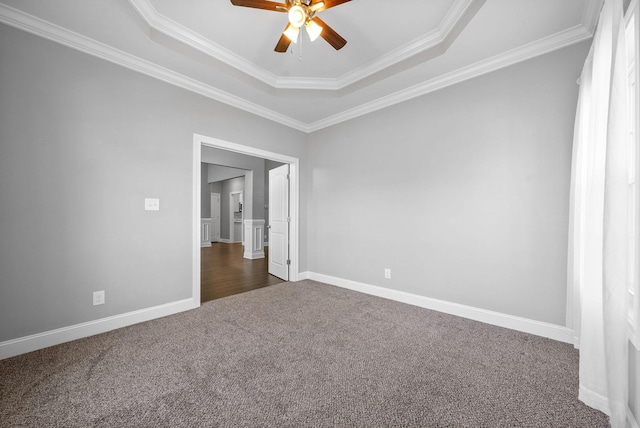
(0, 280), (609, 427)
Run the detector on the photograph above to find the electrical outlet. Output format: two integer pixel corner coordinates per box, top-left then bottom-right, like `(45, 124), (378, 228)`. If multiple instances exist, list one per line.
(384, 269), (391, 279)
(93, 290), (105, 306)
(144, 198), (160, 211)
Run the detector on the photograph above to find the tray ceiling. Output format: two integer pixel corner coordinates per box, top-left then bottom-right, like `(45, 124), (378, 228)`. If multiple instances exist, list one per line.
(0, 0), (602, 132)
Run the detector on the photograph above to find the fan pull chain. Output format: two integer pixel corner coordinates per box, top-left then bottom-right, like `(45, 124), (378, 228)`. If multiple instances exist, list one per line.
(298, 30), (304, 62)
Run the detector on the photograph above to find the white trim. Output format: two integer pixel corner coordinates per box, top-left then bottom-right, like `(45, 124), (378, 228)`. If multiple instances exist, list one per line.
(275, 0), (480, 90)
(627, 0), (640, 352)
(0, 3), (308, 133)
(243, 252), (265, 259)
(218, 238), (232, 243)
(128, 0), (478, 91)
(304, 272), (573, 343)
(193, 141), (202, 306)
(200, 218), (212, 247)
(0, 298), (198, 360)
(579, 385), (611, 417)
(243, 219), (265, 260)
(0, 2), (600, 133)
(194, 134), (300, 282)
(306, 24), (594, 132)
(127, 0), (279, 89)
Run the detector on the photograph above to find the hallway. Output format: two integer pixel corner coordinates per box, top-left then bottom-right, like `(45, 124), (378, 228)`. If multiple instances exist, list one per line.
(200, 243), (283, 303)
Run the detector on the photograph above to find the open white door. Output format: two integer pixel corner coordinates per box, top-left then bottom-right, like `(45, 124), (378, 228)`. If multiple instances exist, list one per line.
(268, 164), (289, 281)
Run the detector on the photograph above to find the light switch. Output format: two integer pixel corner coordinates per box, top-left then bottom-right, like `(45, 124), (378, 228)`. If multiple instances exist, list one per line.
(145, 198), (160, 211)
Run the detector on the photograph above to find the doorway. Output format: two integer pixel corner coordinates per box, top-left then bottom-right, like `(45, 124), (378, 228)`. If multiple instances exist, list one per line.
(210, 193), (220, 242)
(229, 191), (243, 243)
(192, 134), (300, 306)
(200, 243), (282, 301)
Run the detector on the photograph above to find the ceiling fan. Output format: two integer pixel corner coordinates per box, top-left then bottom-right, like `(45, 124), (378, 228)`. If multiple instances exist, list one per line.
(230, 0), (350, 53)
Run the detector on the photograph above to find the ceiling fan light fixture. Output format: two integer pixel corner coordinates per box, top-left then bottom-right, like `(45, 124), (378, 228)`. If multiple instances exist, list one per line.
(288, 5), (306, 28)
(309, 1), (325, 12)
(283, 25), (300, 43)
(305, 20), (323, 41)
(229, 0), (350, 53)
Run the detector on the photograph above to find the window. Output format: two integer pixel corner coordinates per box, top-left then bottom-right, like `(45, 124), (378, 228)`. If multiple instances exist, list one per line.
(627, 1), (640, 349)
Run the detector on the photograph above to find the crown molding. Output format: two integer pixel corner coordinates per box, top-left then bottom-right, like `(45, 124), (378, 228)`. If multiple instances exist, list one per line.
(129, 0), (477, 91)
(307, 23), (594, 132)
(277, 28), (448, 90)
(331, 0), (481, 90)
(127, 0), (280, 88)
(0, 1), (599, 134)
(0, 3), (308, 132)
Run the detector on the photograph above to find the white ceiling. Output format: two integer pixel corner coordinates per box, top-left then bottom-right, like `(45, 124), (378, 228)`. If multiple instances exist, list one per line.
(0, 0), (601, 132)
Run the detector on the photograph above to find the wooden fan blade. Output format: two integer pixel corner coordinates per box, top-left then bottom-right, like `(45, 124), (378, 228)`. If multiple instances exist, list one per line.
(313, 0), (350, 13)
(312, 17), (347, 50)
(230, 0), (287, 12)
(275, 23), (293, 52)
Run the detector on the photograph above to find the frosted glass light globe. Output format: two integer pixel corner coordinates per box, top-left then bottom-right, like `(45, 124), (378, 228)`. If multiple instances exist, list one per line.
(288, 5), (306, 28)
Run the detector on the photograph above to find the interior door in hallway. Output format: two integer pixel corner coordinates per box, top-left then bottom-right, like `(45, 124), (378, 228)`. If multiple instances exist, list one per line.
(268, 164), (289, 281)
(210, 193), (220, 242)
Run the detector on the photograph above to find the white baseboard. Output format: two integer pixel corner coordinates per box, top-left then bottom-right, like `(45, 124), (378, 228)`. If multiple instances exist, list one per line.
(200, 242), (211, 247)
(219, 238), (232, 243)
(0, 298), (199, 360)
(580, 382), (640, 426)
(297, 271), (310, 280)
(243, 251), (265, 260)
(303, 272), (573, 344)
(579, 385), (611, 416)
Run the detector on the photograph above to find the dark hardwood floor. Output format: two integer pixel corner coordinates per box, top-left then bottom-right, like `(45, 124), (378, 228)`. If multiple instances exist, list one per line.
(201, 242), (283, 303)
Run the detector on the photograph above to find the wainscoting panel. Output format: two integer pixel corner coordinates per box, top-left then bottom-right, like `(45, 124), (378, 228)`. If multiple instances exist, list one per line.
(200, 218), (212, 247)
(243, 219), (265, 260)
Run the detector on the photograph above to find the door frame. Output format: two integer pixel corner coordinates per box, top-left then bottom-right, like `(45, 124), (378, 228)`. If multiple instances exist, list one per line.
(192, 134), (300, 304)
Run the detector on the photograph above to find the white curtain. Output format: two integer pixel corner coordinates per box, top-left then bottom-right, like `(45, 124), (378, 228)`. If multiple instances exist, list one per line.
(566, 0), (630, 427)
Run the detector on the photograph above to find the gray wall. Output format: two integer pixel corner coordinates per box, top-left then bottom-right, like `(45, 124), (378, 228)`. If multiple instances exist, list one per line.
(209, 182), (222, 196)
(306, 41), (591, 326)
(201, 181), (224, 219)
(2, 19), (637, 423)
(202, 147), (265, 221)
(207, 156), (283, 244)
(207, 164), (246, 184)
(0, 23), (307, 342)
(218, 176), (245, 241)
(201, 163), (210, 218)
(202, 164), (245, 218)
